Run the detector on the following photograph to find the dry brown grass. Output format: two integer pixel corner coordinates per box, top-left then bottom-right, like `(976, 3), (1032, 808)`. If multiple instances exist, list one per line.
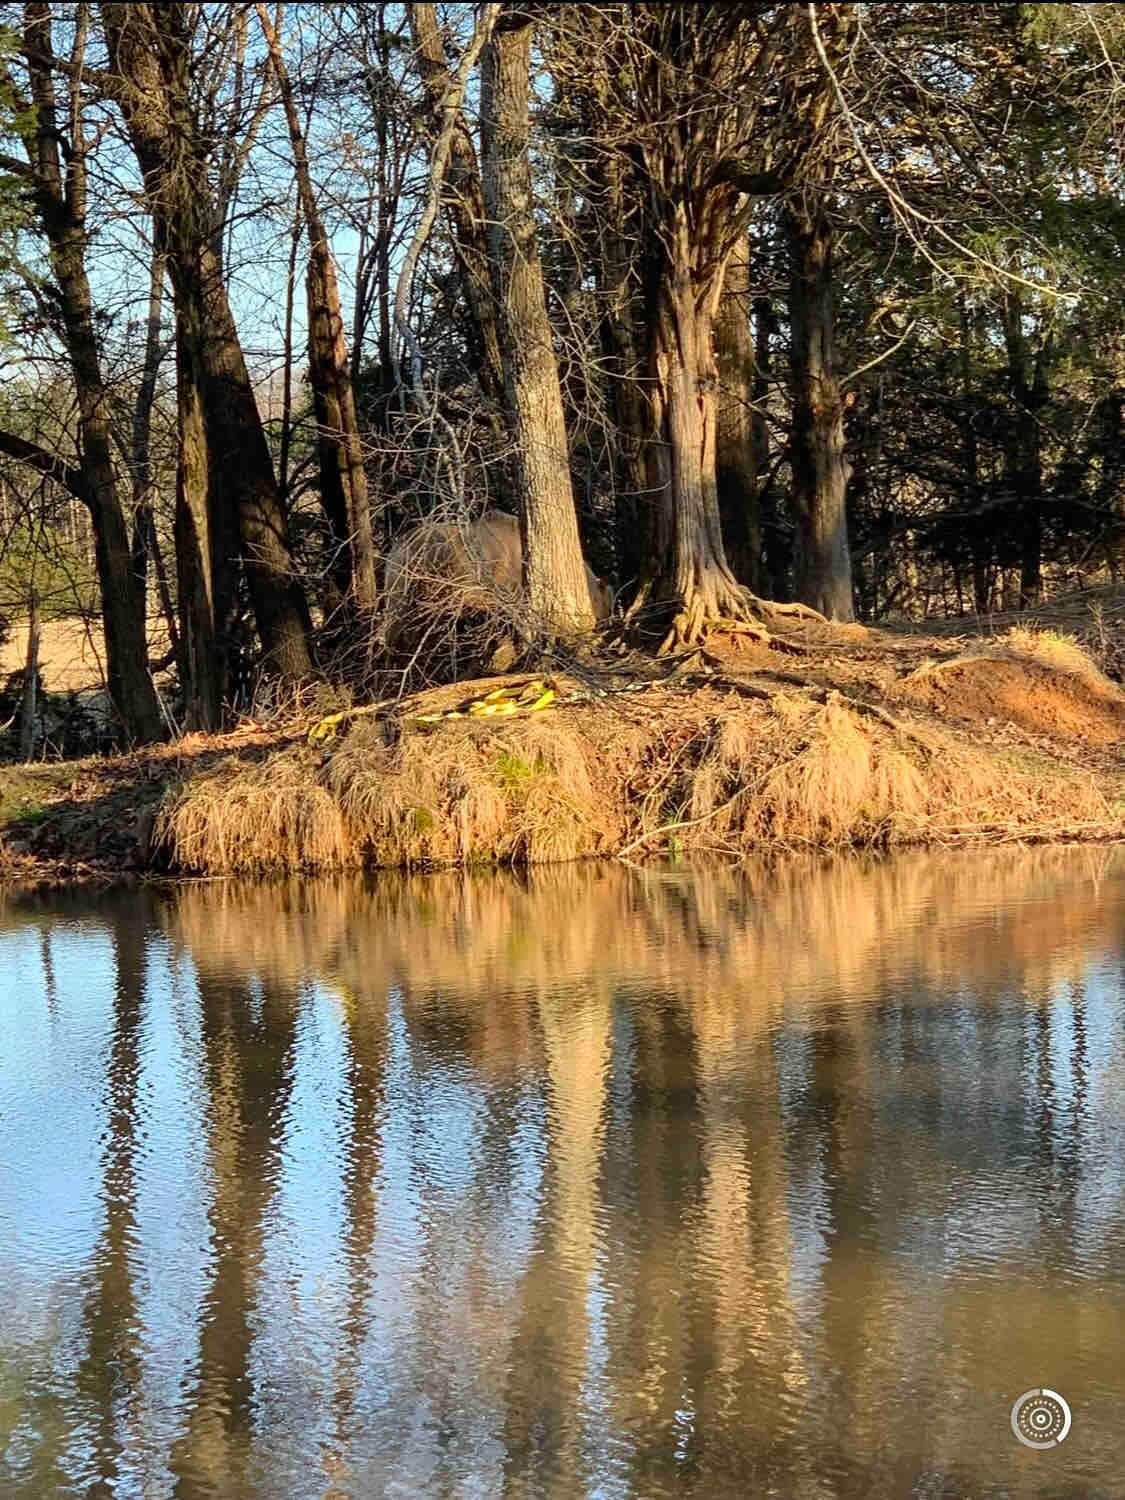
(157, 714), (628, 875)
(663, 693), (1109, 853)
(1003, 625), (1117, 692)
(154, 679), (1122, 875)
(153, 750), (359, 875)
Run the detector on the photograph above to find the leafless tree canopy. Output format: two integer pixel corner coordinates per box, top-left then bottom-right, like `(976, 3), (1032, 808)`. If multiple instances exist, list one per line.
(0, 1), (1119, 745)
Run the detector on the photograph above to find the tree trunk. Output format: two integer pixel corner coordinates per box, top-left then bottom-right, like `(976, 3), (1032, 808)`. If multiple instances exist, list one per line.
(754, 295), (790, 599)
(101, 2), (314, 682)
(785, 201), (855, 621)
(258, 7), (377, 617)
(1002, 281), (1047, 610)
(18, 589), (40, 762)
(174, 314), (231, 731)
(21, 4), (165, 743)
(957, 298), (991, 616)
(714, 236), (763, 591)
(409, 1), (505, 407)
(638, 216), (747, 642)
(481, 15), (595, 634)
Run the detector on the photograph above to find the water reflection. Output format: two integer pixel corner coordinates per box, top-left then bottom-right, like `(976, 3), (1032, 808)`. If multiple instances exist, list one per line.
(1, 848), (1124, 1498)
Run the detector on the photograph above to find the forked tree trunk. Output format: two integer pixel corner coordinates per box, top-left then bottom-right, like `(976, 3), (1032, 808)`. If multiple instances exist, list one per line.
(257, 7), (377, 617)
(715, 236), (763, 591)
(785, 201), (855, 621)
(102, 2), (314, 683)
(481, 15), (595, 633)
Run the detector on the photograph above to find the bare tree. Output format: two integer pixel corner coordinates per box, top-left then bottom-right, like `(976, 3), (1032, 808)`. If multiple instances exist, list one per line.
(408, 2), (505, 407)
(0, 2), (164, 742)
(553, 3), (846, 645)
(481, 8), (596, 635)
(257, 4), (377, 617)
(101, 1), (314, 684)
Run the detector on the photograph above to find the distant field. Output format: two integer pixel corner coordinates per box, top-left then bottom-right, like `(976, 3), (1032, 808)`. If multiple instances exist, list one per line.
(1, 615), (171, 695)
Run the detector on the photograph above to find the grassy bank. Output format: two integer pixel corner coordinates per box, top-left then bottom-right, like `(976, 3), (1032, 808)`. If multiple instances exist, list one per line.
(2, 613), (1122, 884)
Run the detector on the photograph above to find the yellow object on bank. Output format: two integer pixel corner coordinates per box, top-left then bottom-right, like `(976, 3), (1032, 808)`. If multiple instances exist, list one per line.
(308, 711), (347, 746)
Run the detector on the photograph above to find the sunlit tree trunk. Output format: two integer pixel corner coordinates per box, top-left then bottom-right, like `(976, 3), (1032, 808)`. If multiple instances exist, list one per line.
(481, 13), (596, 634)
(174, 316), (234, 730)
(640, 217), (748, 642)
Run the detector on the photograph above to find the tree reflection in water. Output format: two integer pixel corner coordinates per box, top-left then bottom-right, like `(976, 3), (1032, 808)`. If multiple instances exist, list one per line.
(1, 847), (1124, 1498)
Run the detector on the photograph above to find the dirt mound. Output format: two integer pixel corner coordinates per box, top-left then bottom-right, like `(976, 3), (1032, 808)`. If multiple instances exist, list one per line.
(896, 653), (1125, 744)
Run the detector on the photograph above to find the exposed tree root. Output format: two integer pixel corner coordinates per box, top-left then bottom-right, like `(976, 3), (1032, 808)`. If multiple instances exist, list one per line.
(654, 584), (828, 655)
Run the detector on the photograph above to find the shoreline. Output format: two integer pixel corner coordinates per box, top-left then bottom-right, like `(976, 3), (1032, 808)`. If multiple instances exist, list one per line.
(3, 618), (1122, 887)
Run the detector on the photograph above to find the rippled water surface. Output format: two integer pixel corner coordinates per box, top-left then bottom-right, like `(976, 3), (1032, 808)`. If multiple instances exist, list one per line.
(2, 849), (1125, 1499)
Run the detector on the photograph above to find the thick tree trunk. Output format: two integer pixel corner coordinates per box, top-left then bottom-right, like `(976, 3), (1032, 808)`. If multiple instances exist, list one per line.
(481, 15), (595, 633)
(785, 202), (855, 621)
(258, 7), (377, 617)
(715, 236), (763, 591)
(638, 218), (748, 643)
(21, 4), (165, 743)
(102, 2), (314, 682)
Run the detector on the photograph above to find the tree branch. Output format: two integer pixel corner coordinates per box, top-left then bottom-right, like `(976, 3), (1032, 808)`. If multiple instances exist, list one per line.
(0, 429), (87, 501)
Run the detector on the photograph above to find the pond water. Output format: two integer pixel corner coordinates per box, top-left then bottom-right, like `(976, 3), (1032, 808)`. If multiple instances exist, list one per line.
(1, 849), (1124, 1499)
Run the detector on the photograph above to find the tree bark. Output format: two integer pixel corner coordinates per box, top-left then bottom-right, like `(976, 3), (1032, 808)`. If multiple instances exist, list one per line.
(785, 200), (855, 621)
(638, 213), (748, 642)
(481, 13), (595, 633)
(714, 235), (763, 591)
(101, 1), (314, 682)
(174, 310), (232, 731)
(257, 6), (377, 617)
(19, 3), (165, 742)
